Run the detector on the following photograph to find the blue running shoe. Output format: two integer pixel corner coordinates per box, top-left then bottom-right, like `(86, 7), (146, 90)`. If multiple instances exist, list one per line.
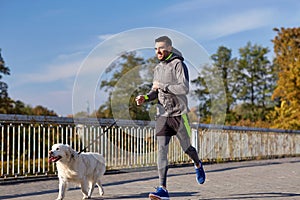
(195, 161), (206, 184)
(149, 186), (170, 200)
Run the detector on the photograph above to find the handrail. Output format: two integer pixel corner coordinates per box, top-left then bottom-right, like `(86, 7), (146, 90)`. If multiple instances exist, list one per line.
(0, 114), (299, 181)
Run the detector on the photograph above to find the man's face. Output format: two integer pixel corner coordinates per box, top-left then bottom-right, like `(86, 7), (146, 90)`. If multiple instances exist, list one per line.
(155, 41), (172, 61)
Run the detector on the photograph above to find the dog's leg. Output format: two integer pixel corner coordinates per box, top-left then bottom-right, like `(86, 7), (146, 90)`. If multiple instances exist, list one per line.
(81, 180), (90, 199)
(96, 179), (104, 196)
(57, 178), (67, 200)
(88, 181), (95, 198)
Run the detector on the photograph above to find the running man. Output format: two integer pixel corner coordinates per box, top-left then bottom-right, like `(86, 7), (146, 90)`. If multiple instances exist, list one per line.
(135, 36), (206, 200)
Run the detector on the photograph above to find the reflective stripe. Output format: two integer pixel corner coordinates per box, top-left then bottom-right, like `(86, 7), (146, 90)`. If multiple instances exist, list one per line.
(182, 114), (191, 137)
(165, 52), (173, 61)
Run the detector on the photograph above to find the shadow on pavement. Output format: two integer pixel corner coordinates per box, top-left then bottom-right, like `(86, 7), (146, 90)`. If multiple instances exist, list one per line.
(200, 192), (300, 200)
(91, 191), (199, 199)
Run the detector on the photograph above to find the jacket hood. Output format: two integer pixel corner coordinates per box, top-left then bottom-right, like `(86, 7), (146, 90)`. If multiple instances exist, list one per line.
(164, 47), (184, 62)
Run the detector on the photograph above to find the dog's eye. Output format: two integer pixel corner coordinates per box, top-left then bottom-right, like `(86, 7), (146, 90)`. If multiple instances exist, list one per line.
(56, 147), (60, 151)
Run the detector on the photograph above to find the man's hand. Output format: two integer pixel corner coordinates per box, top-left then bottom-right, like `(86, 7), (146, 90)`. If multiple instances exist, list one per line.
(135, 95), (145, 105)
(152, 81), (160, 90)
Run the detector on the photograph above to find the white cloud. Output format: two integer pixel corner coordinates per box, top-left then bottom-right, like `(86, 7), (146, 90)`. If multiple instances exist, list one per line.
(56, 51), (85, 61)
(19, 59), (81, 84)
(164, 0), (224, 13)
(198, 8), (275, 39)
(13, 51), (90, 85)
(97, 33), (116, 41)
(162, 0), (278, 40)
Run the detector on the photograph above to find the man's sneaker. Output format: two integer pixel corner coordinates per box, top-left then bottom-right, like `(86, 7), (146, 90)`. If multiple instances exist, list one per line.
(149, 186), (170, 200)
(195, 161), (206, 184)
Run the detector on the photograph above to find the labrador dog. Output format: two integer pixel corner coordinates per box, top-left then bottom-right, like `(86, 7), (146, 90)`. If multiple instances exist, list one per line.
(49, 143), (106, 200)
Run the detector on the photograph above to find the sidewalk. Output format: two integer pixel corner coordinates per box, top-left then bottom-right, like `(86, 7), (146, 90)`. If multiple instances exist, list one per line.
(1, 157), (300, 200)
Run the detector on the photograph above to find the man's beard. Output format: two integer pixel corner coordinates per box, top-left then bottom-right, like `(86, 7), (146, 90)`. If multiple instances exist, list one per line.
(160, 50), (171, 61)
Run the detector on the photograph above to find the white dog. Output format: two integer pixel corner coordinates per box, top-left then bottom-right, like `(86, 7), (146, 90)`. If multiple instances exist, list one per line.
(49, 143), (106, 200)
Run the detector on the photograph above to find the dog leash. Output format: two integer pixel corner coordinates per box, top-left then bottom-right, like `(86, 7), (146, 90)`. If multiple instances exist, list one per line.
(78, 120), (118, 154)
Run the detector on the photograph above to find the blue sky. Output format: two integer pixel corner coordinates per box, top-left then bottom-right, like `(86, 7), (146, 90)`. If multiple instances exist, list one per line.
(1, 0), (300, 116)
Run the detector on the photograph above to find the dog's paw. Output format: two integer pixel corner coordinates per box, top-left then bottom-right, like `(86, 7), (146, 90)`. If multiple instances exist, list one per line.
(99, 187), (104, 196)
(99, 190), (104, 196)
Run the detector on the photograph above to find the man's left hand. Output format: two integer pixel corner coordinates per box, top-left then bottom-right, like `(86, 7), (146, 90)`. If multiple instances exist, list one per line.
(152, 81), (160, 90)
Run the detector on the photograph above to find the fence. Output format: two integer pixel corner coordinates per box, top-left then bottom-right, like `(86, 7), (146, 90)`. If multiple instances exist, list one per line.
(1, 114), (300, 181)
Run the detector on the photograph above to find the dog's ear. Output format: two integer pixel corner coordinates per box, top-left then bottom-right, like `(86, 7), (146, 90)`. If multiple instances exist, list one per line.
(67, 145), (79, 159)
(64, 144), (71, 158)
(64, 144), (78, 160)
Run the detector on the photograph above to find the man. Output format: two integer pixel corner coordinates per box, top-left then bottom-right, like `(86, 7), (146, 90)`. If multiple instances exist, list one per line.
(135, 36), (205, 200)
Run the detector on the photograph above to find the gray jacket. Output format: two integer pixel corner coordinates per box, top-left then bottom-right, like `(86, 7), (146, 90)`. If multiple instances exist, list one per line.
(146, 51), (190, 117)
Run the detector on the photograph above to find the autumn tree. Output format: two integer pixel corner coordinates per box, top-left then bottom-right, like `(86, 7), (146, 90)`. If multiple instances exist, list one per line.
(31, 105), (57, 116)
(8, 101), (57, 116)
(269, 27), (300, 129)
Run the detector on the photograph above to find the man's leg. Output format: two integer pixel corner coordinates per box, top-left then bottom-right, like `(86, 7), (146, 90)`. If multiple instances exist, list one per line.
(174, 115), (200, 163)
(149, 135), (171, 199)
(175, 114), (206, 184)
(157, 135), (171, 187)
(176, 130), (200, 164)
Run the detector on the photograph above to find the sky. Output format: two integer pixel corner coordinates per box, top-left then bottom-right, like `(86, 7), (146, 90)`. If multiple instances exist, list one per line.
(0, 0), (300, 117)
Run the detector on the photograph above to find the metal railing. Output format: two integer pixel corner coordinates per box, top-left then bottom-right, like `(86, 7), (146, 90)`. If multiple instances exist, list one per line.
(1, 114), (300, 180)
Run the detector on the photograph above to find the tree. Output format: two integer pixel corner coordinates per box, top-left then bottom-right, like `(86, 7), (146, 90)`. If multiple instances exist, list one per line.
(211, 46), (239, 121)
(269, 27), (300, 129)
(234, 42), (275, 122)
(0, 49), (10, 98)
(192, 43), (275, 126)
(98, 51), (156, 120)
(192, 46), (237, 123)
(9, 101), (57, 116)
(191, 64), (212, 123)
(0, 49), (11, 113)
(0, 49), (58, 116)
(32, 105), (57, 116)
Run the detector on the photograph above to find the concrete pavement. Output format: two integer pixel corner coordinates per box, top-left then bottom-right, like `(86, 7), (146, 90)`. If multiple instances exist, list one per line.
(1, 157), (300, 200)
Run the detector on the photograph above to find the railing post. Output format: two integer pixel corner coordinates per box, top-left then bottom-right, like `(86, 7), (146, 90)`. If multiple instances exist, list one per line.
(191, 127), (198, 152)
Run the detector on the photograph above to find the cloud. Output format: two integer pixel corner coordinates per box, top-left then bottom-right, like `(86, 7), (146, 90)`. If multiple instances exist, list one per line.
(97, 33), (116, 41)
(19, 59), (80, 84)
(13, 51), (90, 85)
(56, 51), (85, 61)
(198, 8), (275, 39)
(163, 0), (223, 13)
(162, 0), (277, 40)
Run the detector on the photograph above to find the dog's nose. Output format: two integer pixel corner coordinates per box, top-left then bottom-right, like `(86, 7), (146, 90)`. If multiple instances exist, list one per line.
(48, 150), (53, 155)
